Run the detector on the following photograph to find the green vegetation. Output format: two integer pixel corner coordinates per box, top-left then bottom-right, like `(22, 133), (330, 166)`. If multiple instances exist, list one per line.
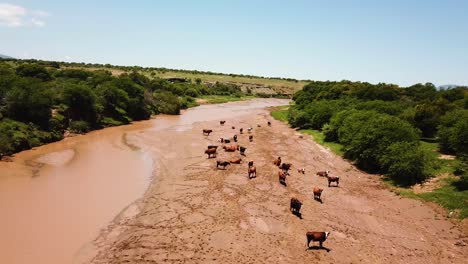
(274, 80), (468, 218)
(199, 95), (255, 104)
(0, 60), (254, 158)
(270, 106), (290, 122)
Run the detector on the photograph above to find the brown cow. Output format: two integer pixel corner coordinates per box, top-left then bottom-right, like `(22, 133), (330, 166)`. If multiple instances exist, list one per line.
(207, 145), (218, 150)
(290, 197), (302, 215)
(202, 129), (213, 136)
(239, 128), (244, 134)
(233, 134), (238, 142)
(273, 157), (282, 167)
(248, 160), (254, 167)
(313, 187), (323, 203)
(327, 175), (339, 187)
(249, 135), (253, 142)
(316, 170), (330, 177)
(219, 138), (230, 143)
(306, 232), (330, 249)
(279, 170), (287, 185)
(223, 144), (238, 152)
(281, 163), (292, 172)
(232, 126), (235, 129)
(220, 120), (226, 125)
(205, 148), (217, 158)
(216, 160), (230, 169)
(267, 121), (271, 126)
(248, 166), (257, 179)
(230, 157), (242, 164)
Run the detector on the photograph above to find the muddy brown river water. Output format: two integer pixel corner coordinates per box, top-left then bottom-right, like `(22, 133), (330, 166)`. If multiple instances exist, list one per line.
(0, 99), (289, 264)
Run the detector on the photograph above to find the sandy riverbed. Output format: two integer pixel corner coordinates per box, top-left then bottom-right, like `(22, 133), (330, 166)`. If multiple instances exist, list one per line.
(89, 102), (467, 264)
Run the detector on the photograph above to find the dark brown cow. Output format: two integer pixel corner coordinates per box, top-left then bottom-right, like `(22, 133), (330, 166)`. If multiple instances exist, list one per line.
(239, 146), (246, 156)
(219, 138), (231, 143)
(249, 135), (253, 142)
(316, 170), (329, 177)
(327, 175), (339, 187)
(239, 128), (244, 134)
(202, 129), (213, 136)
(279, 170), (287, 185)
(232, 126), (236, 129)
(273, 157), (282, 167)
(248, 166), (256, 179)
(280, 163), (292, 172)
(220, 120), (226, 125)
(216, 160), (230, 169)
(207, 145), (218, 150)
(313, 187), (323, 203)
(205, 148), (217, 158)
(290, 197), (302, 215)
(233, 134), (238, 142)
(306, 232), (330, 248)
(230, 157), (242, 164)
(248, 160), (254, 167)
(267, 121), (271, 126)
(257, 124), (261, 127)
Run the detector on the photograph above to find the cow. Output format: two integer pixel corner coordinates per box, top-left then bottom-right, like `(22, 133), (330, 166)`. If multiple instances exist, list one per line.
(313, 187), (323, 203)
(273, 157), (282, 167)
(230, 157), (242, 164)
(239, 146), (246, 156)
(306, 232), (330, 249)
(249, 135), (253, 142)
(220, 120), (226, 125)
(280, 163), (292, 172)
(207, 145), (218, 150)
(257, 124), (261, 127)
(232, 126), (236, 129)
(247, 127), (253, 133)
(327, 175), (339, 187)
(205, 148), (217, 158)
(216, 160), (230, 169)
(290, 197), (302, 216)
(267, 121), (271, 126)
(248, 160), (254, 167)
(279, 170), (287, 185)
(219, 138), (231, 143)
(223, 144), (238, 152)
(298, 168), (305, 174)
(239, 128), (244, 134)
(316, 170), (330, 177)
(233, 134), (238, 142)
(202, 129), (213, 136)
(248, 165), (257, 179)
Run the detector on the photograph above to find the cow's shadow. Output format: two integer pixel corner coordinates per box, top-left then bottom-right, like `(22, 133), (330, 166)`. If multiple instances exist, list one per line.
(292, 211), (302, 219)
(306, 246), (331, 252)
(314, 197), (323, 204)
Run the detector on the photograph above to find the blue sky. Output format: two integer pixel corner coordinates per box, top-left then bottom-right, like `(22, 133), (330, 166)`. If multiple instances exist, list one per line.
(1, 0), (467, 86)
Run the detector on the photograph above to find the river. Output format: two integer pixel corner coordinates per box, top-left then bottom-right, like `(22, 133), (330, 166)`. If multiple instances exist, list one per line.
(0, 99), (289, 264)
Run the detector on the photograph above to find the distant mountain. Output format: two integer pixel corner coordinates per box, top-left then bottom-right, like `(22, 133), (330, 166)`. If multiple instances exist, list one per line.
(438, 84), (461, 90)
(0, 54), (14, 59)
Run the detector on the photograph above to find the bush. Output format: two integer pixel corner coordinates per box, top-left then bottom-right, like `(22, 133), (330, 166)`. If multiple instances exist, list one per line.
(69, 120), (90, 133)
(338, 111), (420, 171)
(379, 142), (432, 185)
(153, 91), (181, 115)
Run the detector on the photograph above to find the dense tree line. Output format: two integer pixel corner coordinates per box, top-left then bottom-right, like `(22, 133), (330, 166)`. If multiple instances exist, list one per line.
(0, 61), (243, 157)
(289, 80), (468, 186)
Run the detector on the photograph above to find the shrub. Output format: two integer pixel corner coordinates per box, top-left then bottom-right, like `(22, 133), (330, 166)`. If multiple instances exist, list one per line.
(379, 142), (432, 185)
(69, 120), (90, 133)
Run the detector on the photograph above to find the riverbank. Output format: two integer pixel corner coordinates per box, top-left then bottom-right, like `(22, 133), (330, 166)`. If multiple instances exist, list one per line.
(91, 103), (466, 263)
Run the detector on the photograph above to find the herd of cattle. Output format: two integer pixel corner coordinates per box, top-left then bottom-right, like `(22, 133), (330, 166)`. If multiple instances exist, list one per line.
(202, 120), (340, 250)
